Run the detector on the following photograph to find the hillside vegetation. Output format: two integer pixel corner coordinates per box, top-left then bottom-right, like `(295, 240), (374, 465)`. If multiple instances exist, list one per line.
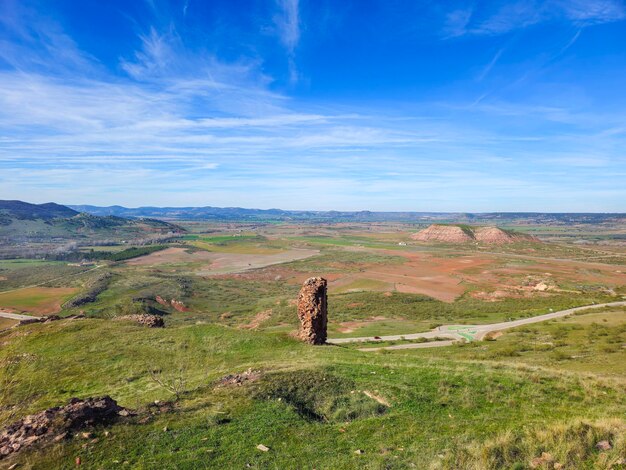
(0, 200), (184, 245)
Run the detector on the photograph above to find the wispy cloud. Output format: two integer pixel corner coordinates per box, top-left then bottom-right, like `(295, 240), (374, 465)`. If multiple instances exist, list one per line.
(444, 0), (626, 37)
(273, 0), (300, 82)
(477, 47), (505, 81)
(1, 1), (625, 211)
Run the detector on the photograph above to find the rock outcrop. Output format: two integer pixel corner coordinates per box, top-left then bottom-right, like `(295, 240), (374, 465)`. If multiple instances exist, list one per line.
(297, 277), (328, 345)
(156, 296), (189, 312)
(0, 396), (131, 459)
(115, 314), (164, 328)
(411, 225), (473, 243)
(412, 224), (539, 245)
(474, 226), (538, 244)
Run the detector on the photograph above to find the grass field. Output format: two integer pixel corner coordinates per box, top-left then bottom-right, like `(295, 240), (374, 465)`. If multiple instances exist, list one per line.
(0, 287), (78, 315)
(1, 318), (625, 469)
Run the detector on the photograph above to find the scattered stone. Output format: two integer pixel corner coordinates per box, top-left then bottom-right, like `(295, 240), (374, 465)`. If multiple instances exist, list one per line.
(146, 401), (175, 415)
(115, 314), (164, 328)
(596, 440), (612, 451)
(0, 396), (132, 459)
(8, 464), (18, 470)
(297, 277), (328, 345)
(354, 449), (364, 455)
(530, 452), (554, 468)
(80, 432), (94, 439)
(218, 368), (261, 386)
(163, 427), (169, 433)
(256, 444), (269, 452)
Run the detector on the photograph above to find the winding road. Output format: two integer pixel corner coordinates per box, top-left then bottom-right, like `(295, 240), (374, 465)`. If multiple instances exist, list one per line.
(327, 301), (626, 352)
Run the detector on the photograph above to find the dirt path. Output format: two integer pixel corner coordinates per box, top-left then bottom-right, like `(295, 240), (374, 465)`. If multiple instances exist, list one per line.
(328, 301), (626, 351)
(0, 310), (36, 321)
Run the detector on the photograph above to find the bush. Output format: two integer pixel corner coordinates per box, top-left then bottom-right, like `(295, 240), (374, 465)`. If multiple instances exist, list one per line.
(63, 271), (112, 308)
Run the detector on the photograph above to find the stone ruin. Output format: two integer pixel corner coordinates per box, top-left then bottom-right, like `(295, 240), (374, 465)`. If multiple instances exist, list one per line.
(0, 396), (131, 459)
(297, 277), (328, 345)
(115, 313), (164, 328)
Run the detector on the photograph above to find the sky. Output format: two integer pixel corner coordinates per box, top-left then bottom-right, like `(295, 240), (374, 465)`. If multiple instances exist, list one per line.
(1, 0), (625, 211)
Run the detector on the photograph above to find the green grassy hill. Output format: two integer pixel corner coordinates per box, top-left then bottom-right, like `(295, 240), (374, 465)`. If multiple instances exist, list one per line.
(1, 315), (625, 469)
(0, 200), (184, 241)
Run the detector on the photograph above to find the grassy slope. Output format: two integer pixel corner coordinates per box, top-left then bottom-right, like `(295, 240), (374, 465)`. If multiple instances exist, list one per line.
(1, 318), (625, 469)
(403, 306), (626, 376)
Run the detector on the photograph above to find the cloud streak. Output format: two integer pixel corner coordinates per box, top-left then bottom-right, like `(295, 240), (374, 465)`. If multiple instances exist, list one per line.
(0, 1), (625, 211)
(273, 0), (300, 82)
(444, 0), (625, 37)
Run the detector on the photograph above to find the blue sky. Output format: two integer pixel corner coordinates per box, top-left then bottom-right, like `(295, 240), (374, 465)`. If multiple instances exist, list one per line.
(1, 0), (625, 211)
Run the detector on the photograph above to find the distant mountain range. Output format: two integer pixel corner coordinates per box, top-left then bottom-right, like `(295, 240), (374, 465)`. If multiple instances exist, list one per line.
(68, 204), (626, 224)
(0, 200), (184, 242)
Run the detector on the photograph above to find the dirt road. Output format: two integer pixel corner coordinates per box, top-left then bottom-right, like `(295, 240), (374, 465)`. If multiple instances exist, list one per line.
(0, 310), (36, 321)
(328, 301), (626, 351)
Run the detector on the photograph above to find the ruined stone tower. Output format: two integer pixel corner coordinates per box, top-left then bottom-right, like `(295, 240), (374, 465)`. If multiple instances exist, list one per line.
(297, 277), (328, 345)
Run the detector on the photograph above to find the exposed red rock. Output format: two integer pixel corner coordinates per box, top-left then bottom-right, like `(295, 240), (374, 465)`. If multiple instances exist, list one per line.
(155, 296), (189, 312)
(170, 299), (189, 312)
(297, 277), (328, 345)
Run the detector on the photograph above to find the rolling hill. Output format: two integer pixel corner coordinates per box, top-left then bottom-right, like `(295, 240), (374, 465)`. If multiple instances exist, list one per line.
(0, 200), (184, 241)
(69, 204), (626, 224)
(411, 224), (540, 244)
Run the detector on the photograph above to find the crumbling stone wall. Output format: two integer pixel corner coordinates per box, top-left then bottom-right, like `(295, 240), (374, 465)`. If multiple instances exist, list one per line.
(297, 277), (328, 344)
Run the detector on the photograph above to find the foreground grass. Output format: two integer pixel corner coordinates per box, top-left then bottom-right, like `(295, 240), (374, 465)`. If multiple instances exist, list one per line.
(1, 318), (625, 469)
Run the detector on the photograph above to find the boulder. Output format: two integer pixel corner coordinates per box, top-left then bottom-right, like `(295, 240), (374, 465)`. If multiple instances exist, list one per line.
(297, 277), (328, 345)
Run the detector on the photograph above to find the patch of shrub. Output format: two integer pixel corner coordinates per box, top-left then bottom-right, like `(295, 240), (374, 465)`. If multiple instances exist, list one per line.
(487, 345), (522, 358)
(63, 271), (112, 308)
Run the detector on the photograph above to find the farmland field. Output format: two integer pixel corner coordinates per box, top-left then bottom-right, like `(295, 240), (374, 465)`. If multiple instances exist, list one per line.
(0, 287), (78, 315)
